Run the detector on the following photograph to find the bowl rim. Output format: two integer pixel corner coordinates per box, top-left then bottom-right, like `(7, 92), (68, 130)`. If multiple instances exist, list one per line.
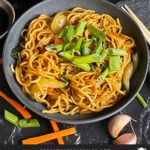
(0, 0), (15, 39)
(2, 0), (149, 124)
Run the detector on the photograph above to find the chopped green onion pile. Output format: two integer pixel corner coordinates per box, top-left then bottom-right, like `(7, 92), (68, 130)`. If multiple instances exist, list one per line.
(109, 56), (121, 72)
(74, 21), (86, 36)
(45, 21), (128, 81)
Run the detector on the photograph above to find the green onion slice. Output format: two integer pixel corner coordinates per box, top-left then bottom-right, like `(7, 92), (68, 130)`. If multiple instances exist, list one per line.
(109, 55), (121, 72)
(4, 110), (19, 127)
(74, 20), (86, 36)
(18, 119), (40, 128)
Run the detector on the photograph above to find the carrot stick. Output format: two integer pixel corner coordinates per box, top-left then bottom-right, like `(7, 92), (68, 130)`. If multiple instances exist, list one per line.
(54, 38), (64, 44)
(50, 120), (64, 144)
(0, 91), (32, 119)
(22, 127), (76, 145)
(0, 58), (2, 65)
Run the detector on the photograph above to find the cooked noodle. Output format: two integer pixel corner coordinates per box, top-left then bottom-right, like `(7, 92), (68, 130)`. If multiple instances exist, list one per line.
(13, 8), (135, 115)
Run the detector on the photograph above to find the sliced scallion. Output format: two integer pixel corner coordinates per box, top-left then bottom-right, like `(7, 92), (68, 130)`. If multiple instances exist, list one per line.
(80, 39), (93, 55)
(136, 93), (148, 109)
(57, 26), (68, 38)
(18, 119), (40, 128)
(84, 39), (93, 47)
(81, 44), (90, 56)
(74, 20), (86, 36)
(107, 48), (126, 56)
(4, 110), (19, 127)
(65, 25), (75, 42)
(74, 37), (82, 51)
(88, 24), (106, 41)
(64, 43), (75, 51)
(72, 54), (101, 64)
(109, 55), (121, 72)
(45, 44), (64, 52)
(101, 67), (109, 79)
(73, 63), (91, 71)
(98, 50), (108, 64)
(92, 39), (103, 54)
(59, 51), (74, 61)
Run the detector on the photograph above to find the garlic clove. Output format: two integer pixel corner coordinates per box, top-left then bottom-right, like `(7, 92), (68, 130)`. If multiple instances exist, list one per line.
(113, 133), (137, 145)
(108, 114), (131, 138)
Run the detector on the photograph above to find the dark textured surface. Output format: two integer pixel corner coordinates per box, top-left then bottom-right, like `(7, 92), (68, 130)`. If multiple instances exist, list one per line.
(0, 0), (150, 145)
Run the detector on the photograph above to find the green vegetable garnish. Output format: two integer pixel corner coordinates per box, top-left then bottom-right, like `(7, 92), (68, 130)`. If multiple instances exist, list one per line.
(83, 39), (93, 47)
(98, 50), (108, 64)
(80, 39), (93, 55)
(88, 24), (106, 41)
(65, 25), (75, 42)
(63, 43), (75, 51)
(57, 26), (68, 38)
(92, 39), (103, 54)
(45, 44), (64, 52)
(18, 119), (40, 128)
(109, 56), (121, 72)
(136, 93), (148, 109)
(11, 46), (22, 60)
(59, 51), (74, 61)
(81, 44), (90, 56)
(107, 48), (126, 56)
(74, 20), (86, 36)
(72, 54), (101, 64)
(73, 63), (91, 71)
(4, 110), (19, 127)
(101, 67), (109, 79)
(74, 37), (82, 51)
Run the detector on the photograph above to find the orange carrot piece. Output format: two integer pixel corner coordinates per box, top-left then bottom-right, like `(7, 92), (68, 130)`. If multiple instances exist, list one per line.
(22, 127), (76, 145)
(0, 91), (32, 119)
(0, 58), (2, 65)
(50, 120), (64, 144)
(47, 87), (54, 94)
(54, 38), (64, 44)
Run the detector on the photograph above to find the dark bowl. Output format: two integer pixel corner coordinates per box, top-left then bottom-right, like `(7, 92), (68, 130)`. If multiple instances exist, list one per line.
(3, 0), (148, 124)
(0, 0), (15, 39)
